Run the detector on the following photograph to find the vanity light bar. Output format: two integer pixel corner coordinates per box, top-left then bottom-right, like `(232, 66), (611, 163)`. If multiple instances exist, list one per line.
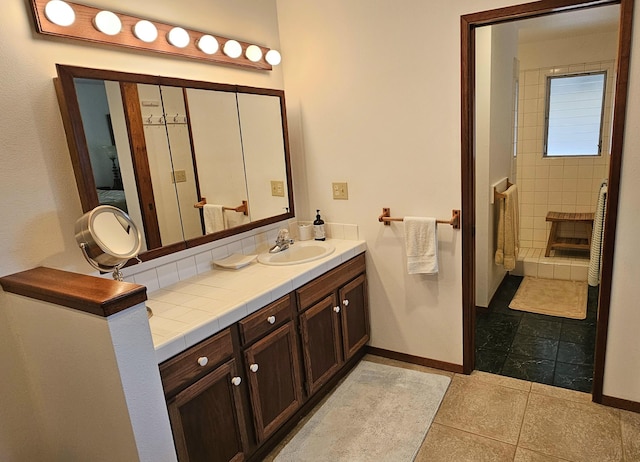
(29, 0), (279, 71)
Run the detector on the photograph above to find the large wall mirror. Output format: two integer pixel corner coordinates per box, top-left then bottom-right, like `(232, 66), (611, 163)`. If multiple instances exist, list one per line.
(55, 64), (294, 261)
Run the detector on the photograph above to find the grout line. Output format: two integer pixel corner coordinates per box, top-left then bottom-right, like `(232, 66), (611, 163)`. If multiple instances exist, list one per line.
(432, 421), (520, 450)
(513, 389), (532, 459)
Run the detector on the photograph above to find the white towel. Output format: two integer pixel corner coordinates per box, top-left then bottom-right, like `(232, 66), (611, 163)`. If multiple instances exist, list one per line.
(404, 217), (438, 274)
(495, 184), (519, 271)
(203, 204), (226, 234)
(588, 183), (607, 286)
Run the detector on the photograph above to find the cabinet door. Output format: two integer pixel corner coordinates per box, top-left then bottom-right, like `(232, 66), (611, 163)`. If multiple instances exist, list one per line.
(244, 322), (303, 442)
(168, 359), (248, 462)
(339, 274), (370, 361)
(299, 294), (343, 395)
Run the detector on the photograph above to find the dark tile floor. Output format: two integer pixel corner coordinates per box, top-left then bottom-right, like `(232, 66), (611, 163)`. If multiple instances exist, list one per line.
(475, 275), (598, 393)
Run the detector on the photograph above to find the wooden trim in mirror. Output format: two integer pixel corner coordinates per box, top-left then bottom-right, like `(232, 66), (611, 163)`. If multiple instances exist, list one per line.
(460, 0), (634, 405)
(55, 64), (295, 264)
(119, 82), (162, 249)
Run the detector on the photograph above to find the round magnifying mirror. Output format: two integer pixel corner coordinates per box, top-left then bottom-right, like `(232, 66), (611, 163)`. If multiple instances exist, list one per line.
(75, 205), (142, 281)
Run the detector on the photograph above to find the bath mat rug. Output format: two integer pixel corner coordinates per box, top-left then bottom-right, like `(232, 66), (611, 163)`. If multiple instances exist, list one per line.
(273, 360), (451, 462)
(509, 276), (588, 319)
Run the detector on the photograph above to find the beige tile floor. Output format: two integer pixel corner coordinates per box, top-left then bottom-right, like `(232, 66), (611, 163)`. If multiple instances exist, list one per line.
(267, 355), (640, 462)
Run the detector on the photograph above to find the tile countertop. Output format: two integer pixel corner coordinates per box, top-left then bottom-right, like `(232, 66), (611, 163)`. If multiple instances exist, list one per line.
(148, 239), (367, 363)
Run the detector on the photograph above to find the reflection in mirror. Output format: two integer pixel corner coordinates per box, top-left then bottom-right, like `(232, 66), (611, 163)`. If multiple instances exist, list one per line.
(56, 64), (294, 263)
(185, 88), (249, 232)
(237, 92), (289, 221)
(75, 78), (149, 250)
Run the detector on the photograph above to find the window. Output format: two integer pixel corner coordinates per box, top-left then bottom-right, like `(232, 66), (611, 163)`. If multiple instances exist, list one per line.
(544, 71), (606, 157)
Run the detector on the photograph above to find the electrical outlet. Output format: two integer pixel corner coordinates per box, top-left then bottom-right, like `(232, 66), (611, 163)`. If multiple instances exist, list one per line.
(172, 170), (187, 183)
(332, 182), (349, 200)
(271, 180), (285, 197)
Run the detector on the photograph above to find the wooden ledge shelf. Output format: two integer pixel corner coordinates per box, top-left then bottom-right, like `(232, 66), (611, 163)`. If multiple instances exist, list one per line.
(0, 267), (147, 317)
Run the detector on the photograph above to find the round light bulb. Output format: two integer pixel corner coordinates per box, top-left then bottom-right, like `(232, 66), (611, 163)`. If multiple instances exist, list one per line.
(245, 45), (263, 63)
(93, 11), (122, 36)
(265, 49), (282, 66)
(223, 40), (242, 59)
(44, 0), (75, 27)
(167, 27), (190, 48)
(133, 20), (158, 43)
(197, 35), (219, 55)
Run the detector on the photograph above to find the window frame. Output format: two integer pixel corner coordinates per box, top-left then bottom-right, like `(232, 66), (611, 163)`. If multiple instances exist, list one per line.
(543, 70), (607, 158)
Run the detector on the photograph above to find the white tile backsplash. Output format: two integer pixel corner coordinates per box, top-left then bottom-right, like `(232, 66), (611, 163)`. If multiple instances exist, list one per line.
(176, 257), (198, 281)
(156, 262), (180, 288)
(122, 220), (360, 294)
(134, 269), (160, 293)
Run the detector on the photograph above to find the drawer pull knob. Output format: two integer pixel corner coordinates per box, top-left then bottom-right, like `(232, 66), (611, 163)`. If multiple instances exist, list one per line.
(231, 376), (242, 386)
(343, 299), (350, 306)
(333, 306), (340, 313)
(197, 357), (209, 367)
(250, 363), (259, 373)
(267, 315), (276, 324)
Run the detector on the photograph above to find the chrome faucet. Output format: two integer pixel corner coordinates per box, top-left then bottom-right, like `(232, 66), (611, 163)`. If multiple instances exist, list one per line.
(269, 229), (294, 253)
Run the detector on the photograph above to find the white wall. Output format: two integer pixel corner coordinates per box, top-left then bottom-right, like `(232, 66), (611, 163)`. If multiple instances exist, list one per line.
(3, 293), (176, 461)
(276, 0), (640, 401)
(0, 0), (283, 457)
(603, 10), (640, 402)
(475, 24), (518, 307)
(277, 0), (472, 365)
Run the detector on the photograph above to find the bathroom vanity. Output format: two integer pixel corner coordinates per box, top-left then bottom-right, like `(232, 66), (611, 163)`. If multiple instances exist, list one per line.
(156, 248), (369, 461)
(0, 237), (368, 461)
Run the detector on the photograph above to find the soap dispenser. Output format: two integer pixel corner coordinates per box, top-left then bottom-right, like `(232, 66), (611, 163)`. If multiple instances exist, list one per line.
(313, 210), (326, 241)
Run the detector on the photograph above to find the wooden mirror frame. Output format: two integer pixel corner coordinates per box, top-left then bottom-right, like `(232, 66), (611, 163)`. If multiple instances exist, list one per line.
(55, 64), (295, 263)
(460, 0), (634, 404)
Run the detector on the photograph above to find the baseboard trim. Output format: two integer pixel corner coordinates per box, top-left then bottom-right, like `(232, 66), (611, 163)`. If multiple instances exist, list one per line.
(366, 346), (464, 374)
(601, 394), (640, 414)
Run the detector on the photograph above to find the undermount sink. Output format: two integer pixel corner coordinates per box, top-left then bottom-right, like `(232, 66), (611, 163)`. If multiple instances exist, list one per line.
(258, 241), (335, 266)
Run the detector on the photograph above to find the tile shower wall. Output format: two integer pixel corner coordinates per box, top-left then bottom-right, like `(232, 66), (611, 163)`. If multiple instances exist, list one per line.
(516, 60), (614, 250)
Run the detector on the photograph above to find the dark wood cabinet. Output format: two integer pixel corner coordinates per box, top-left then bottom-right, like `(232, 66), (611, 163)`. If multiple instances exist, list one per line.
(297, 254), (369, 395)
(243, 321), (303, 442)
(299, 294), (343, 395)
(167, 358), (248, 462)
(160, 254), (369, 462)
(338, 273), (369, 361)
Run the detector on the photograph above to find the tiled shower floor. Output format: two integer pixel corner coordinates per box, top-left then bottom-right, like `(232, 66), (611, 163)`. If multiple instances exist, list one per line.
(475, 275), (598, 393)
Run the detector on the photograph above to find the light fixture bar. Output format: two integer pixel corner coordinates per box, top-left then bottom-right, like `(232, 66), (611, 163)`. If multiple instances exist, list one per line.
(29, 0), (276, 71)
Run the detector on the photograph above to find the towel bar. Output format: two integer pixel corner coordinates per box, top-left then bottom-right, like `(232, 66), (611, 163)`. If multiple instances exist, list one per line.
(378, 208), (460, 229)
(194, 198), (249, 216)
(493, 180), (513, 202)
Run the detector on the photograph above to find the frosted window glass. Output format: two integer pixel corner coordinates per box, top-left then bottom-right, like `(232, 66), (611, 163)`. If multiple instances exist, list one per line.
(545, 72), (606, 157)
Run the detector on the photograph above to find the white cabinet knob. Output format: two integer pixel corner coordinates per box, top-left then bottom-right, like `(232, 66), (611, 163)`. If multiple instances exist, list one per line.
(343, 299), (350, 306)
(231, 376), (242, 386)
(267, 315), (276, 324)
(197, 357), (209, 367)
(333, 306), (340, 313)
(250, 363), (259, 373)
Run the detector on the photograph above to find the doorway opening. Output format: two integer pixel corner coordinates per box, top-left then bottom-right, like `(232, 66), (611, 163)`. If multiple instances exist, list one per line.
(460, 0), (634, 402)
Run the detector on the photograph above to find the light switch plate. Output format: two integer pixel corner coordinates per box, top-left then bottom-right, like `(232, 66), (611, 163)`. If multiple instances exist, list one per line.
(332, 182), (349, 200)
(271, 180), (285, 197)
(172, 170), (187, 183)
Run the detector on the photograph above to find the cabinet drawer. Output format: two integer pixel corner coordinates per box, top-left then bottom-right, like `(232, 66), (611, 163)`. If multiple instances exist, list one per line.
(239, 295), (292, 345)
(296, 253), (366, 311)
(160, 328), (233, 397)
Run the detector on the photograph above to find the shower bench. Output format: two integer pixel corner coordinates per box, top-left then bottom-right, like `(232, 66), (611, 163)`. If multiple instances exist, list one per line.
(544, 211), (595, 257)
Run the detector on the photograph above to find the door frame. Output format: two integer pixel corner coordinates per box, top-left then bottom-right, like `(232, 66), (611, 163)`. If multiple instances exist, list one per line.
(460, 0), (634, 403)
